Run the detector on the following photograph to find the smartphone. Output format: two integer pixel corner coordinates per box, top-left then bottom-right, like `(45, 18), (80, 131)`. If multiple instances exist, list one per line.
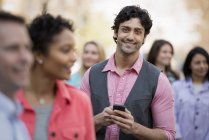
(113, 104), (125, 112)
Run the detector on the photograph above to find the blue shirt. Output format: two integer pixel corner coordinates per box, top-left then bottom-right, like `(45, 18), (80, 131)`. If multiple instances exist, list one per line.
(172, 79), (209, 140)
(67, 71), (82, 88)
(0, 92), (30, 140)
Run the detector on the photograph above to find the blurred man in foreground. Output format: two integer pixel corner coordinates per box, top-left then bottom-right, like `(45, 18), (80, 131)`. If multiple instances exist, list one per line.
(0, 11), (33, 140)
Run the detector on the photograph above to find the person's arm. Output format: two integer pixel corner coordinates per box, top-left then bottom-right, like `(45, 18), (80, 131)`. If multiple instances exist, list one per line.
(94, 106), (115, 132)
(111, 73), (175, 140)
(80, 68), (91, 97)
(132, 124), (167, 140)
(149, 73), (176, 140)
(111, 109), (167, 140)
(80, 69), (114, 132)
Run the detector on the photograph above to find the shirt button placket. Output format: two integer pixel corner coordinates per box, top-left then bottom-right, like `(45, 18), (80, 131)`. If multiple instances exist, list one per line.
(194, 126), (198, 130)
(51, 131), (56, 138)
(115, 77), (124, 104)
(74, 132), (78, 139)
(194, 97), (200, 132)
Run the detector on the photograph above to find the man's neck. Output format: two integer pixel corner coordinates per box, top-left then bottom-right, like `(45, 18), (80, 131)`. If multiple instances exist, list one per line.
(114, 51), (139, 75)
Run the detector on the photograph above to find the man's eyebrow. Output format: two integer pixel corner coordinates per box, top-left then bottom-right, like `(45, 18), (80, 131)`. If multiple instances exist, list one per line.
(120, 25), (129, 28)
(135, 27), (144, 30)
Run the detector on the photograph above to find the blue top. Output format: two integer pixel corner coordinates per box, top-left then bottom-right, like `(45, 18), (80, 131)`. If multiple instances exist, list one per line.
(166, 71), (178, 83)
(67, 71), (82, 88)
(172, 79), (209, 140)
(0, 92), (30, 140)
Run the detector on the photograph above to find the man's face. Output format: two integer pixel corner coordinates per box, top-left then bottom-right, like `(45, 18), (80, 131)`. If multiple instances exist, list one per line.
(0, 22), (33, 92)
(115, 18), (145, 55)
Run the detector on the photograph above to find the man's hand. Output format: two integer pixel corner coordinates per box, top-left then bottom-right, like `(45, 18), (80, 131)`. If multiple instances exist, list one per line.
(110, 109), (135, 134)
(94, 106), (115, 131)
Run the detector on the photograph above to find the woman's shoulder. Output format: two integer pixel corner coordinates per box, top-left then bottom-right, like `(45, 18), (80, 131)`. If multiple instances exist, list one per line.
(172, 79), (187, 88)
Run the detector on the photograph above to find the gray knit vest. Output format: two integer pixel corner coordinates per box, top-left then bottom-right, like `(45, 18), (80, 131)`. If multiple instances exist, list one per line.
(89, 59), (160, 140)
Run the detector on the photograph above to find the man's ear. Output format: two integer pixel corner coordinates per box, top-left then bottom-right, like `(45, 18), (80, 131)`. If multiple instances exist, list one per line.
(113, 32), (117, 43)
(113, 32), (117, 38)
(142, 35), (147, 45)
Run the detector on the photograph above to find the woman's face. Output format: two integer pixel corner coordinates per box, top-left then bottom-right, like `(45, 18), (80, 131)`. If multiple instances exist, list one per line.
(39, 28), (76, 80)
(190, 53), (209, 79)
(156, 44), (173, 66)
(82, 43), (100, 69)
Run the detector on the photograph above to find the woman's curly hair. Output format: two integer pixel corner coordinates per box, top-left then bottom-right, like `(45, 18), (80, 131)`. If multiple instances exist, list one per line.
(29, 13), (74, 54)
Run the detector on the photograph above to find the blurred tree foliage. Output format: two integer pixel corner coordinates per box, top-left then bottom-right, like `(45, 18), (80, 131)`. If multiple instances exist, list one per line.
(186, 0), (209, 52)
(0, 0), (114, 55)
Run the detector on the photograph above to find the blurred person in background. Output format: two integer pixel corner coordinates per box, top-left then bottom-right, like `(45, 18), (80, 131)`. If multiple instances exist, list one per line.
(172, 47), (209, 140)
(0, 11), (33, 140)
(81, 5), (175, 140)
(67, 41), (105, 88)
(147, 39), (180, 83)
(16, 14), (95, 140)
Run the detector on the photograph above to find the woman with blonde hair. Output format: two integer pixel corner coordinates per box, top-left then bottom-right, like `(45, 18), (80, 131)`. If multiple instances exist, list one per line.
(68, 40), (105, 88)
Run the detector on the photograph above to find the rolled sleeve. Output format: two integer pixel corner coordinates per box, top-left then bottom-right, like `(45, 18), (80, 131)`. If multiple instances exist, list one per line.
(151, 73), (176, 140)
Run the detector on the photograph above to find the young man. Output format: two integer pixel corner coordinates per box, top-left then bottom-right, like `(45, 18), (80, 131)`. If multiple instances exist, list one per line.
(81, 5), (175, 140)
(0, 11), (33, 140)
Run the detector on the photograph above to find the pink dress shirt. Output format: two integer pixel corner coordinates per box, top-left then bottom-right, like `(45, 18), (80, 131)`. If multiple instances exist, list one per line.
(80, 55), (175, 140)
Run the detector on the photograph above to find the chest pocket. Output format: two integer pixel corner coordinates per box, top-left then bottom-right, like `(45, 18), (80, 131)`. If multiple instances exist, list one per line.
(61, 126), (86, 140)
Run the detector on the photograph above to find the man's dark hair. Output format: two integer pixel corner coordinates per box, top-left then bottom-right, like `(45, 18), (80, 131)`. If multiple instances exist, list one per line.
(29, 13), (74, 54)
(111, 5), (152, 43)
(0, 11), (25, 24)
(183, 47), (209, 81)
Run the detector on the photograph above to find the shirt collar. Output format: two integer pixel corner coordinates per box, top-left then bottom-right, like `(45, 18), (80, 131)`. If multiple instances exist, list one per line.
(102, 53), (143, 74)
(0, 91), (22, 117)
(55, 80), (71, 104)
(185, 78), (209, 92)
